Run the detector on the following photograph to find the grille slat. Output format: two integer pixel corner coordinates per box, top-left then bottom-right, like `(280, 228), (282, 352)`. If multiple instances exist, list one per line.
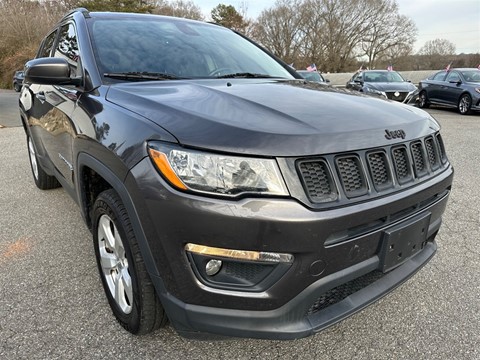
(411, 141), (427, 177)
(367, 151), (392, 190)
(297, 134), (447, 205)
(425, 137), (439, 170)
(336, 156), (368, 197)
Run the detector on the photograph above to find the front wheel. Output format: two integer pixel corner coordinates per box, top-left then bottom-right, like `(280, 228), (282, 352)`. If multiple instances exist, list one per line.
(27, 136), (60, 190)
(92, 189), (167, 334)
(458, 93), (472, 115)
(418, 91), (429, 108)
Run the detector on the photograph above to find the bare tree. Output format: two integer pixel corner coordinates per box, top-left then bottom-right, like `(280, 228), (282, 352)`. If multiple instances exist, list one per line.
(252, 0), (306, 65)
(152, 0), (204, 20)
(360, 0), (416, 69)
(419, 38), (456, 56)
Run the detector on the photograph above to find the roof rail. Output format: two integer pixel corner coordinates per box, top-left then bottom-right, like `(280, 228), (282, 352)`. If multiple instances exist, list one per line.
(63, 7), (90, 19)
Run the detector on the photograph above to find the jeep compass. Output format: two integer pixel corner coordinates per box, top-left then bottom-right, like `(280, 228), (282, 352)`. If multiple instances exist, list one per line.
(19, 9), (453, 339)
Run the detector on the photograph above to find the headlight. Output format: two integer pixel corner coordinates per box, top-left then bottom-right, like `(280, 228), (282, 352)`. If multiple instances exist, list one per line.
(475, 88), (480, 94)
(148, 143), (289, 197)
(364, 87), (387, 98)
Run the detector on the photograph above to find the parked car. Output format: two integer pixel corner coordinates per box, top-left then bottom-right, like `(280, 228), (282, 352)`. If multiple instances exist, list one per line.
(12, 70), (24, 92)
(346, 70), (418, 104)
(418, 68), (480, 115)
(297, 70), (329, 83)
(20, 9), (453, 340)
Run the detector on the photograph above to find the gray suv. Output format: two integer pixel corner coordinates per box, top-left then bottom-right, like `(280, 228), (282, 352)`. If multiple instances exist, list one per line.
(20, 9), (453, 339)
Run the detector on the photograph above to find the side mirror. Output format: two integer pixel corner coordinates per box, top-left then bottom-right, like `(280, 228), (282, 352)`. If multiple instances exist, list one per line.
(449, 80), (461, 85)
(24, 57), (82, 86)
(325, 78), (330, 83)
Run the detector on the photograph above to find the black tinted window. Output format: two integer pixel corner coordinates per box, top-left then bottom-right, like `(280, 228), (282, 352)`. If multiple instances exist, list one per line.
(38, 30), (57, 58)
(446, 71), (460, 82)
(54, 23), (80, 76)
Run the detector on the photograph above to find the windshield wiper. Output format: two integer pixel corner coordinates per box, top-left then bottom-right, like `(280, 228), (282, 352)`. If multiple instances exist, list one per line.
(103, 72), (184, 81)
(214, 72), (276, 79)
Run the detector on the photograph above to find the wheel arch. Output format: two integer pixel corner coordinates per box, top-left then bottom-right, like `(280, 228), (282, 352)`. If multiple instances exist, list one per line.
(77, 152), (161, 279)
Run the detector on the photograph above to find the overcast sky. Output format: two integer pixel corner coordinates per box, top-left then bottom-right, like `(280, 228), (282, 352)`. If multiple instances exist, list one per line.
(194, 0), (480, 54)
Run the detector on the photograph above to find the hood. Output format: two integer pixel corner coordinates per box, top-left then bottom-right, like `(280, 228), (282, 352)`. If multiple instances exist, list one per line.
(364, 81), (417, 92)
(106, 79), (438, 157)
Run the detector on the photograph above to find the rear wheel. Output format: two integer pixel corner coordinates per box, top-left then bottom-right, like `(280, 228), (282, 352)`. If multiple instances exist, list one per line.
(27, 136), (60, 190)
(458, 93), (472, 115)
(92, 189), (167, 334)
(13, 82), (21, 92)
(418, 91), (429, 108)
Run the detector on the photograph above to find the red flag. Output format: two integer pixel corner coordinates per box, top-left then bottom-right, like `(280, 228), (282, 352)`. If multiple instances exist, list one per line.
(445, 62), (452, 72)
(387, 64), (393, 71)
(306, 64), (317, 72)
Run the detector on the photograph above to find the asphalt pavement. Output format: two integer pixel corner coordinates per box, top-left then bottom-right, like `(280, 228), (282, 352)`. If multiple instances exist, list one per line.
(0, 91), (479, 359)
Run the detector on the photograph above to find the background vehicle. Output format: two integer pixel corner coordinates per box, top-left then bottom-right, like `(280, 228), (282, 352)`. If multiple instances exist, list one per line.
(12, 70), (24, 92)
(20, 9), (452, 340)
(346, 70), (418, 103)
(418, 68), (480, 115)
(297, 70), (329, 83)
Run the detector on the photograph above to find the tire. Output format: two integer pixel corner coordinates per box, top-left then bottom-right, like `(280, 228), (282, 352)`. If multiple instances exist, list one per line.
(13, 82), (21, 92)
(92, 189), (167, 334)
(27, 136), (60, 190)
(458, 93), (472, 115)
(418, 91), (429, 108)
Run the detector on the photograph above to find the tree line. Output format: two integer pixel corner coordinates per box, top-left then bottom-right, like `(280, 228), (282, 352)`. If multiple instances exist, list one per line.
(0, 0), (478, 88)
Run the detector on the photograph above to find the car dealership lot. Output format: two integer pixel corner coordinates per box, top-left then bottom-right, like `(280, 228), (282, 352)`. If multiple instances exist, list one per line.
(0, 92), (479, 359)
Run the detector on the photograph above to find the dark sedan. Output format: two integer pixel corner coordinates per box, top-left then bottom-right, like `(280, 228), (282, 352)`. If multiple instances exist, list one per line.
(418, 68), (480, 115)
(346, 70), (418, 104)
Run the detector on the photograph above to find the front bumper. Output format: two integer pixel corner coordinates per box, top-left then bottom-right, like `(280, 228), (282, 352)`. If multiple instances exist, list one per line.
(158, 241), (436, 340)
(126, 158), (453, 339)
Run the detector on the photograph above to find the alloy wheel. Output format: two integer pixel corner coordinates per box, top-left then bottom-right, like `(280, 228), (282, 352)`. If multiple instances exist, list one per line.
(28, 138), (39, 180)
(97, 214), (133, 314)
(459, 95), (471, 114)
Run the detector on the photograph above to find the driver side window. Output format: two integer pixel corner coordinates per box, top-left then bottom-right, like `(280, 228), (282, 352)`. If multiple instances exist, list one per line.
(446, 72), (460, 83)
(54, 23), (81, 77)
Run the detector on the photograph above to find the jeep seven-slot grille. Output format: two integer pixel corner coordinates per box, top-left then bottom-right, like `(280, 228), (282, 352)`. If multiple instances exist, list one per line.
(298, 134), (447, 204)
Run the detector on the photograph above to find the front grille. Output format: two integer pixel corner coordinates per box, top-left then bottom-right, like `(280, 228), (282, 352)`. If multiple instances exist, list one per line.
(385, 91), (408, 102)
(297, 133), (447, 205)
(306, 271), (385, 315)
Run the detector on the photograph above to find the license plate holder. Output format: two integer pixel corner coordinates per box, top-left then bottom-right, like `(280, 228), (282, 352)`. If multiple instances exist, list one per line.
(379, 213), (431, 273)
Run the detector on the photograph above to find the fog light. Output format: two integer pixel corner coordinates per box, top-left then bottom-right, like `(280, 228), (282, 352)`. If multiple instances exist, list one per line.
(205, 259), (222, 276)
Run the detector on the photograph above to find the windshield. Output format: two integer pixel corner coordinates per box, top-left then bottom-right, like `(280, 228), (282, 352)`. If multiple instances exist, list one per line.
(363, 71), (405, 83)
(298, 71), (324, 82)
(88, 16), (294, 81)
(461, 70), (480, 82)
